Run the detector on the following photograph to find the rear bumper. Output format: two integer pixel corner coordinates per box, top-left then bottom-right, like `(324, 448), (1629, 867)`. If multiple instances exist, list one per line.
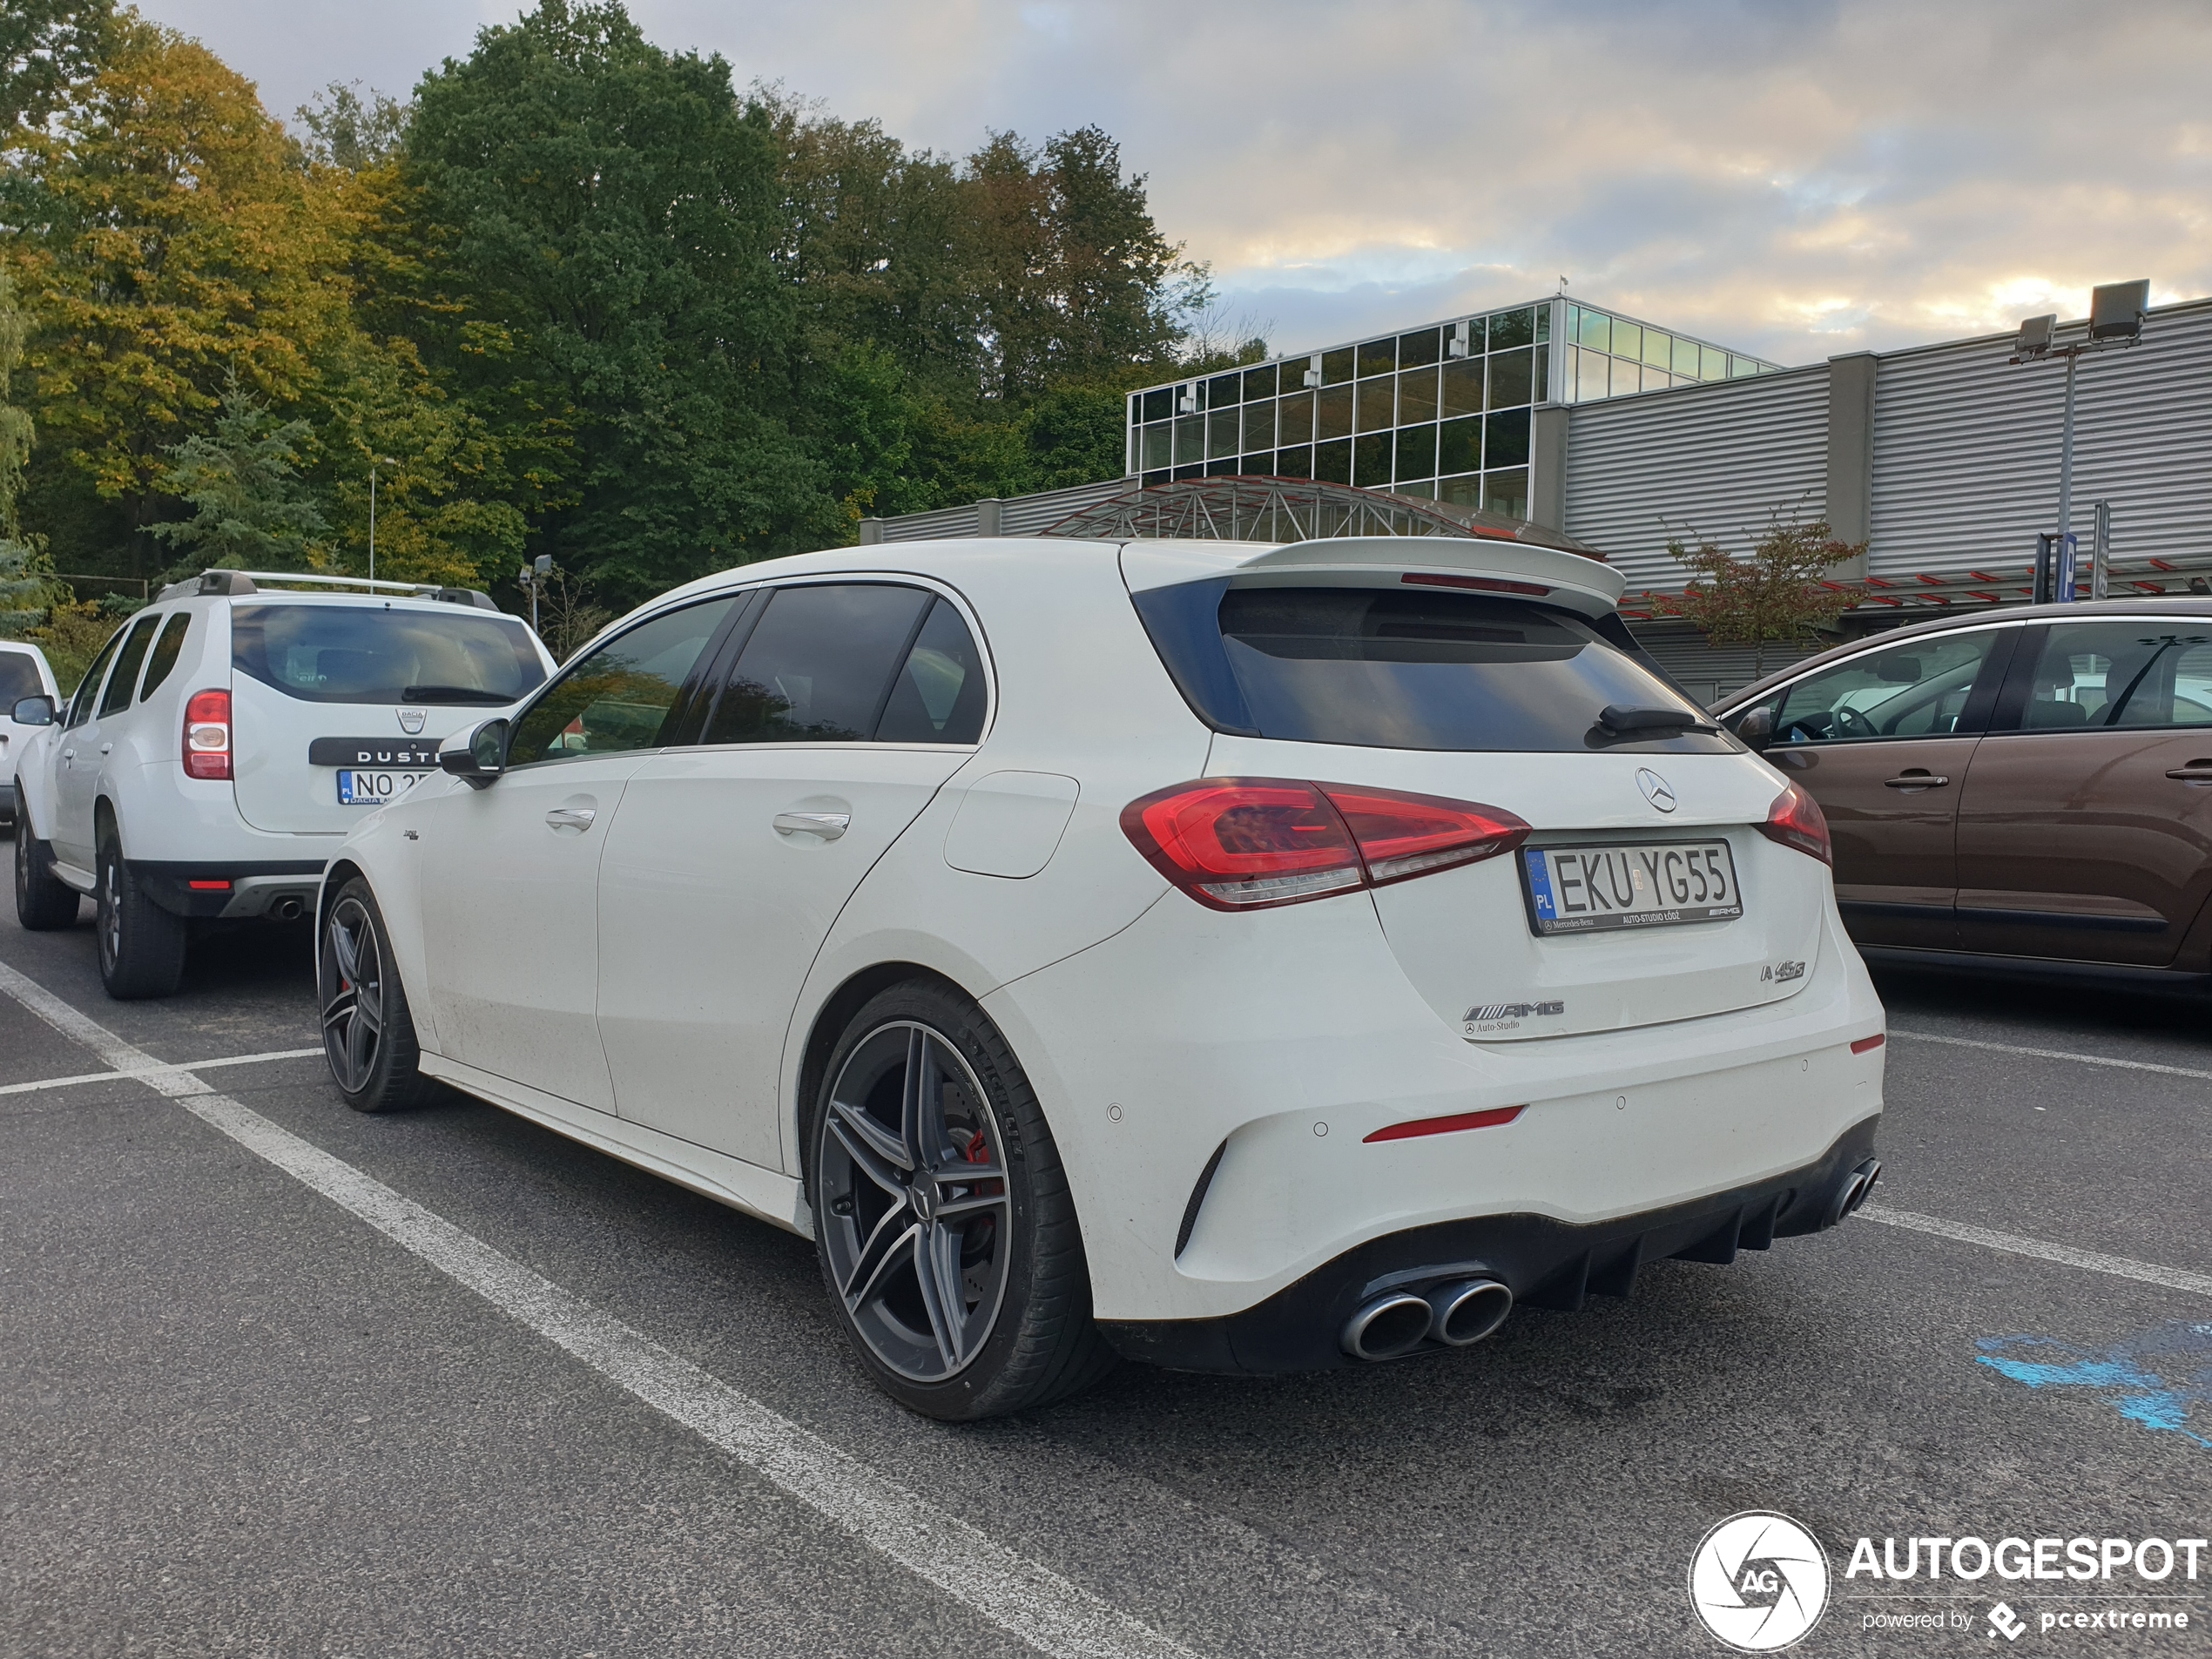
(1101, 1115), (1880, 1374)
(132, 859), (327, 918)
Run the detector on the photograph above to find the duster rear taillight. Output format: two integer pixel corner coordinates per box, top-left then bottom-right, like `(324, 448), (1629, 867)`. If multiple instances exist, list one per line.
(184, 688), (231, 780)
(1122, 779), (1529, 911)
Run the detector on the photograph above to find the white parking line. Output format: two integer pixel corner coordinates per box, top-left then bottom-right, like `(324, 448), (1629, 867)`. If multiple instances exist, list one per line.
(0, 1047), (324, 1098)
(1858, 1205), (2212, 1299)
(1890, 1028), (2212, 1082)
(0, 959), (1197, 1659)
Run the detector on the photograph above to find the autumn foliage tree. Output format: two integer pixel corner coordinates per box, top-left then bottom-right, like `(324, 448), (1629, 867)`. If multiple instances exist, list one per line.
(1655, 509), (1867, 676)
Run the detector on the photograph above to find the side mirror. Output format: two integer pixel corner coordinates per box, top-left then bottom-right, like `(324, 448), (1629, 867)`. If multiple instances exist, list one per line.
(440, 718), (509, 788)
(1733, 705), (1777, 752)
(10, 694), (56, 726)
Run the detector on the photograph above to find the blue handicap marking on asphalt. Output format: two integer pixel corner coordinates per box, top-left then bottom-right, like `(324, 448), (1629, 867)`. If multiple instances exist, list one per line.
(1977, 1321), (2212, 1449)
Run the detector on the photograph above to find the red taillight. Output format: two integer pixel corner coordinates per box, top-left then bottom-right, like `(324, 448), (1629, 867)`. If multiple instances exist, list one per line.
(184, 688), (231, 780)
(187, 880), (232, 891)
(1757, 779), (1831, 865)
(1121, 778), (1530, 911)
(1363, 1104), (1525, 1143)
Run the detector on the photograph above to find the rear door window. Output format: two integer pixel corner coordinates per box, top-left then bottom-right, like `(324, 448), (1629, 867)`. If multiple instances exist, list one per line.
(231, 603), (546, 706)
(1136, 580), (1726, 752)
(703, 583), (934, 745)
(138, 612), (192, 700)
(99, 613), (162, 716)
(2010, 621), (2212, 730)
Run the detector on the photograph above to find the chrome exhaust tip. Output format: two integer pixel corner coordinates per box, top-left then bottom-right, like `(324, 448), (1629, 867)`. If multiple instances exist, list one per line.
(1426, 1278), (1513, 1346)
(1826, 1157), (1883, 1227)
(1341, 1291), (1434, 1361)
(271, 896), (305, 922)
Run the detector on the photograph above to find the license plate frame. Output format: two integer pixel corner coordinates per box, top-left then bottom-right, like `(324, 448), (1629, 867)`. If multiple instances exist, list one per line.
(1520, 839), (1743, 935)
(337, 769), (428, 807)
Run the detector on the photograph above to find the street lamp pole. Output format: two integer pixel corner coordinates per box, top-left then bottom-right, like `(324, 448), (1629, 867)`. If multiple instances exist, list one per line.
(2010, 281), (2148, 604)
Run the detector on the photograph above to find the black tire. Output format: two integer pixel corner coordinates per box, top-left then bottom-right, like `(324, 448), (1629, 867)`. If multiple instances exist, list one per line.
(806, 980), (1117, 1420)
(318, 877), (431, 1114)
(14, 819), (81, 931)
(95, 825), (187, 998)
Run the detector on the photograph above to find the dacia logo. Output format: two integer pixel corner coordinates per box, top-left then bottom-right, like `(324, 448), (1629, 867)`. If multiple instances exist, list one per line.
(1466, 1001), (1566, 1022)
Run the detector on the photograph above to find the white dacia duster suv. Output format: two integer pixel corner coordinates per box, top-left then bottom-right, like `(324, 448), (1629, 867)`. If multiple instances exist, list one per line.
(10, 570), (552, 997)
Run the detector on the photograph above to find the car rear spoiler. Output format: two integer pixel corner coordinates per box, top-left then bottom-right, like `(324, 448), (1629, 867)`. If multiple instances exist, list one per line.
(1119, 536), (1627, 621)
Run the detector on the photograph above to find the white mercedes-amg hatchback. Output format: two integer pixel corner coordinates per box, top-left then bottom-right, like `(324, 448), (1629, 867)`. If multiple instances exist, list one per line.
(317, 535), (1886, 1419)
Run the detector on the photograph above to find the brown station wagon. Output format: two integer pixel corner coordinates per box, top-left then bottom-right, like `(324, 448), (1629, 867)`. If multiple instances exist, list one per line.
(1715, 598), (2212, 989)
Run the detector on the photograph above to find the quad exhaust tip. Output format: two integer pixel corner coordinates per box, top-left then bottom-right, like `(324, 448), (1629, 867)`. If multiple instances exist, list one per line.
(1342, 1278), (1513, 1360)
(1827, 1157), (1883, 1227)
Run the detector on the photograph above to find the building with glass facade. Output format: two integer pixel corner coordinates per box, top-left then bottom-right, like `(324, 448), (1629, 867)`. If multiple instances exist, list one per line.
(1123, 297), (1781, 521)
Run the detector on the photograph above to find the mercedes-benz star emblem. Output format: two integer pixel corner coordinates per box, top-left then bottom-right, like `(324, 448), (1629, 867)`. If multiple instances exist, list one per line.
(397, 707), (427, 735)
(1636, 767), (1677, 813)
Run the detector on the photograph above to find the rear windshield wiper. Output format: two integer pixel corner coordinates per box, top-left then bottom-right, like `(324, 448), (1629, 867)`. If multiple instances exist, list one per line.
(401, 685), (515, 705)
(1597, 704), (1714, 734)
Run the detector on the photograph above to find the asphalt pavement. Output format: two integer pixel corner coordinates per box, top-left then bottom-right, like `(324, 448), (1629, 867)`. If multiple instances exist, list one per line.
(3, 875), (2207, 1658)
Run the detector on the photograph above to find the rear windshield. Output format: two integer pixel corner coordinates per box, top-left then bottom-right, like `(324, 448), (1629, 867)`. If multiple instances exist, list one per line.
(231, 603), (546, 706)
(1134, 581), (1730, 753)
(0, 650), (43, 704)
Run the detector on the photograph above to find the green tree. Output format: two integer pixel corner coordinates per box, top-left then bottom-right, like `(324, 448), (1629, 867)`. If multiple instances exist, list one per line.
(294, 80), (407, 172)
(148, 376), (327, 570)
(0, 0), (112, 135)
(1654, 508), (1866, 676)
(0, 262), (50, 632)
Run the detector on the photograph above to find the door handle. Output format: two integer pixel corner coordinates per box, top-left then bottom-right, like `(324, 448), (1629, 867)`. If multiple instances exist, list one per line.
(98, 743), (112, 754)
(61, 747), (75, 761)
(773, 811), (850, 840)
(1882, 772), (1949, 789)
(544, 806), (597, 831)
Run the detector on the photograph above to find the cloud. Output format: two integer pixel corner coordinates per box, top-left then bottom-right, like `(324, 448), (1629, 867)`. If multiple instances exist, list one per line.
(136, 0), (2212, 365)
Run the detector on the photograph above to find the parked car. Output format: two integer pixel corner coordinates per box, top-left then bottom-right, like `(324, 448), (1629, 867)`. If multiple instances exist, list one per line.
(1716, 597), (2212, 988)
(11, 570), (553, 997)
(314, 534), (1887, 1420)
(2, 638), (59, 828)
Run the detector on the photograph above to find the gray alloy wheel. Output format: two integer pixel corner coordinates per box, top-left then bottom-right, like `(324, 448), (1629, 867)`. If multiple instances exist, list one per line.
(320, 893), (388, 1094)
(816, 1020), (1015, 1384)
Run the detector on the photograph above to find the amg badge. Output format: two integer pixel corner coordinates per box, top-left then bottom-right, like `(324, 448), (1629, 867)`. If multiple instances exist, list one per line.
(1464, 1000), (1566, 1035)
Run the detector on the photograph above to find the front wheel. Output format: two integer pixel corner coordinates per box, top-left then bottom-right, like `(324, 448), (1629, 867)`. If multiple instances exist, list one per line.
(14, 820), (80, 930)
(319, 878), (431, 1113)
(96, 828), (187, 998)
(807, 981), (1116, 1420)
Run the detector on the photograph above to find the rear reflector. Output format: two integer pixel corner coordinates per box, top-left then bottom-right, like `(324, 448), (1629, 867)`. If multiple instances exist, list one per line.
(1401, 570), (1552, 597)
(187, 880), (232, 891)
(1851, 1033), (1885, 1055)
(1122, 779), (1529, 910)
(1365, 1104), (1526, 1143)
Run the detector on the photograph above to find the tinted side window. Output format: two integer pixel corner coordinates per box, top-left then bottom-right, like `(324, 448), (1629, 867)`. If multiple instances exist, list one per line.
(138, 612), (192, 700)
(507, 595), (740, 766)
(873, 598), (988, 744)
(0, 650), (42, 704)
(704, 583), (932, 745)
(1765, 631), (1998, 745)
(2020, 621), (2212, 730)
(100, 613), (162, 716)
(65, 625), (128, 728)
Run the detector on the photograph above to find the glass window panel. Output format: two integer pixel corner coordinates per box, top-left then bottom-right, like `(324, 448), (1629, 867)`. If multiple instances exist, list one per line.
(1173, 462), (1203, 480)
(1398, 328), (1441, 369)
(1488, 347), (1535, 408)
(1533, 305), (1550, 343)
(1643, 330), (1671, 368)
(1438, 473), (1480, 509)
(101, 613), (161, 716)
(1730, 355), (1757, 378)
(1609, 356), (1640, 398)
(1397, 366), (1439, 424)
(1278, 388), (1316, 444)
(1275, 443), (1313, 480)
(1437, 415), (1481, 476)
(1575, 309), (1609, 351)
(1672, 336), (1701, 376)
(1209, 407), (1239, 457)
(1440, 359), (1485, 418)
(1206, 457), (1238, 476)
(1532, 344), (1548, 401)
(1208, 373), (1240, 408)
(873, 598), (988, 745)
(1315, 383), (1354, 441)
(1563, 305), (1580, 344)
(1242, 364), (1278, 401)
(510, 594), (741, 764)
(1393, 423), (1436, 482)
(1142, 469), (1170, 487)
(1321, 347), (1356, 386)
(1609, 320), (1642, 361)
(1174, 415), (1204, 464)
(1313, 437), (1352, 484)
(1483, 469), (1529, 521)
(1141, 388), (1170, 422)
(1243, 451), (1276, 475)
(1357, 338), (1395, 377)
(1701, 345), (1727, 381)
(1460, 316), (1488, 354)
(1352, 434), (1390, 487)
(1485, 408), (1531, 469)
(1355, 377), (1395, 433)
(138, 612), (192, 700)
(1767, 631), (2000, 744)
(1242, 400), (1277, 452)
(1142, 424), (1170, 469)
(1642, 364), (1671, 393)
(1490, 307), (1535, 350)
(706, 584), (931, 746)
(1395, 479), (1435, 500)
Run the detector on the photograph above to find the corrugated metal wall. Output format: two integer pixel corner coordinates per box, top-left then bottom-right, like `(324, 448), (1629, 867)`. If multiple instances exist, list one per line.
(1627, 621), (1832, 706)
(1869, 299), (2212, 581)
(877, 478), (1131, 542)
(1561, 365), (1831, 594)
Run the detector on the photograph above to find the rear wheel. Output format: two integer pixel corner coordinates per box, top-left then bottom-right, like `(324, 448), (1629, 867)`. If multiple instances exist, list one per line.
(807, 981), (1116, 1420)
(319, 878), (430, 1113)
(95, 826), (187, 998)
(14, 821), (80, 930)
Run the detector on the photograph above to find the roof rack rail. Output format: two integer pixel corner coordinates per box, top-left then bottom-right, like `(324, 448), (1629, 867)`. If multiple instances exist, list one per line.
(167, 569), (500, 611)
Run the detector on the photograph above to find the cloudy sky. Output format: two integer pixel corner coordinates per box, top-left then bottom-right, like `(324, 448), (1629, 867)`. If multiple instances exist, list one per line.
(139, 0), (2212, 368)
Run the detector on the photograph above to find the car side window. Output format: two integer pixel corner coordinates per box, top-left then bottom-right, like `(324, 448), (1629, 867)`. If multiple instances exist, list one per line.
(64, 624), (129, 729)
(1759, 631), (2000, 745)
(873, 598), (988, 744)
(99, 613), (163, 717)
(2018, 621), (2212, 730)
(138, 612), (192, 701)
(703, 583), (934, 745)
(505, 594), (742, 767)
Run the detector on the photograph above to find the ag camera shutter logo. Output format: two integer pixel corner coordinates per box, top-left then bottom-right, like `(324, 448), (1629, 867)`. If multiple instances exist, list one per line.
(1689, 1512), (1831, 1651)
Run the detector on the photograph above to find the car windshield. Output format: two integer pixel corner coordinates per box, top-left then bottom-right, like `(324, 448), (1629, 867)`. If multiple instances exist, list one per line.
(1135, 580), (1729, 752)
(231, 603), (546, 706)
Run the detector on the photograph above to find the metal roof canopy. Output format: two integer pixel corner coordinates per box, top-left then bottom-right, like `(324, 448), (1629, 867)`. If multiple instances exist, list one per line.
(1039, 475), (1609, 561)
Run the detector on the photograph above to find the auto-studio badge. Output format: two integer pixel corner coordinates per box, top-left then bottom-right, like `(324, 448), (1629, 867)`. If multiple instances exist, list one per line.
(1688, 1512), (1830, 1652)
(1637, 767), (1677, 813)
(397, 707), (428, 735)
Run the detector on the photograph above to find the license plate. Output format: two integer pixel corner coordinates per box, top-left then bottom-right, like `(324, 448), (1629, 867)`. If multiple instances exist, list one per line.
(1521, 840), (1743, 934)
(337, 770), (428, 806)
